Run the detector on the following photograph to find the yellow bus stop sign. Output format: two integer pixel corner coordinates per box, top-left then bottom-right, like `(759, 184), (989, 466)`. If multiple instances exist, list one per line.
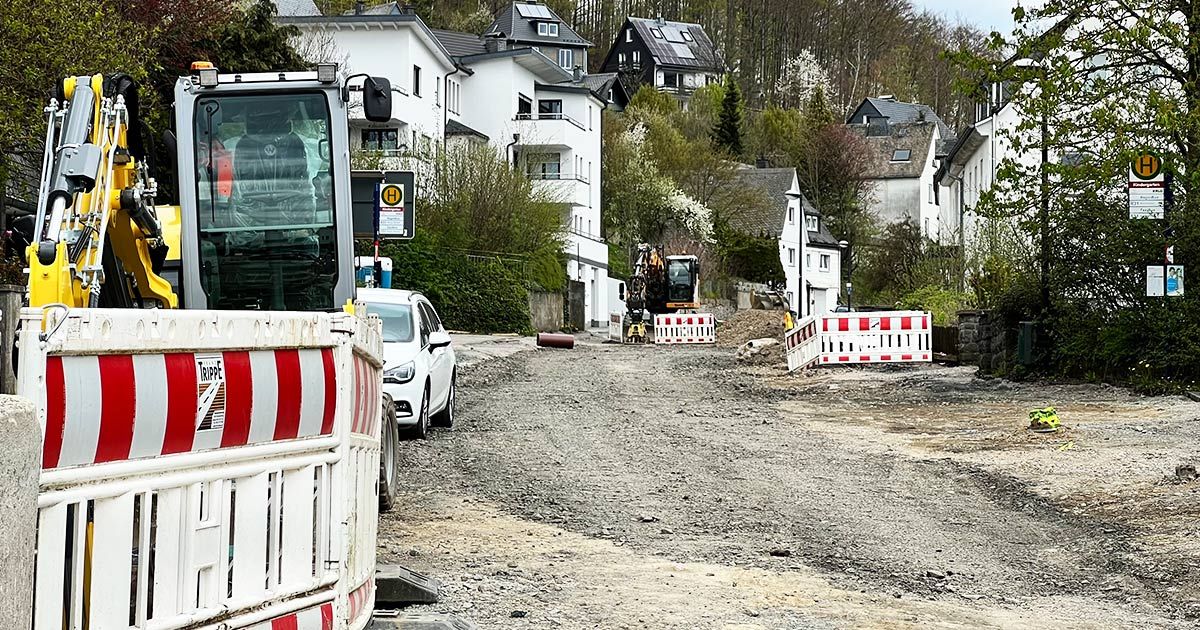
(380, 183), (404, 207)
(1132, 153), (1162, 181)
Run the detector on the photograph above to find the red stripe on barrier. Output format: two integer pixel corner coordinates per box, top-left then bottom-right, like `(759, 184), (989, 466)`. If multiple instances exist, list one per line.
(95, 355), (136, 463)
(320, 348), (337, 435)
(881, 318), (891, 330)
(839, 318), (849, 332)
(902, 354), (913, 361)
(922, 316), (929, 330)
(860, 355), (870, 362)
(220, 351), (253, 447)
(321, 603), (334, 630)
(273, 350), (302, 440)
(352, 357), (363, 433)
(270, 615), (299, 630)
(838, 356), (849, 362)
(163, 353), (198, 455)
(858, 318), (869, 331)
(43, 356), (66, 469)
(881, 355), (892, 361)
(901, 317), (912, 330)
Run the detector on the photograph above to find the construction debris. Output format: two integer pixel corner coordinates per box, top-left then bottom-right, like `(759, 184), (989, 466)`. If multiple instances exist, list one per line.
(718, 309), (786, 348)
(736, 338), (783, 365)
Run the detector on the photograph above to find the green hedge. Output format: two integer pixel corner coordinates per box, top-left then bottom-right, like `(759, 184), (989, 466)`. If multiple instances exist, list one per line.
(364, 236), (533, 335)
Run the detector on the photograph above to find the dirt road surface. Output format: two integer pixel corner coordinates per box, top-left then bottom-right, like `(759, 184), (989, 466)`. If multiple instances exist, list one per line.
(380, 341), (1200, 629)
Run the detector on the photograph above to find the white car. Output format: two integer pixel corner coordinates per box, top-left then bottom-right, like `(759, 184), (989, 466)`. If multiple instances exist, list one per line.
(359, 288), (457, 438)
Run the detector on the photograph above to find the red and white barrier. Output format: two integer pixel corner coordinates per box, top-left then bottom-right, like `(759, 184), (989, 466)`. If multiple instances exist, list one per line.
(654, 313), (716, 345)
(608, 312), (623, 343)
(785, 315), (821, 372)
(21, 307), (383, 630)
(819, 311), (932, 365)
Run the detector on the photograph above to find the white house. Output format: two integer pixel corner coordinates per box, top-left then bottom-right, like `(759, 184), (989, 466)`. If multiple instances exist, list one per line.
(729, 167), (842, 317)
(847, 97), (956, 243)
(280, 1), (611, 327)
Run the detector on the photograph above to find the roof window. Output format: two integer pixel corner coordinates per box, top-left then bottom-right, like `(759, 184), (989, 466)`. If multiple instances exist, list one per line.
(891, 149), (911, 162)
(651, 28), (664, 39)
(681, 30), (694, 42)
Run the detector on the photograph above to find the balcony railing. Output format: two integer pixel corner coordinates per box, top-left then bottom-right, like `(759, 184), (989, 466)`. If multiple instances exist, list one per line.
(515, 112), (587, 131)
(526, 171), (590, 184)
(566, 226), (605, 243)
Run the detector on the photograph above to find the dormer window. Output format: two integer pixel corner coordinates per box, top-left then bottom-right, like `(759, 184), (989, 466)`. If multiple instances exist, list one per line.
(805, 215), (818, 232)
(651, 28), (663, 39)
(537, 22), (559, 37)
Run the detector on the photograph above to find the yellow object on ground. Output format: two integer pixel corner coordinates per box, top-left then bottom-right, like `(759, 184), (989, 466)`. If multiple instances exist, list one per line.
(1028, 406), (1061, 432)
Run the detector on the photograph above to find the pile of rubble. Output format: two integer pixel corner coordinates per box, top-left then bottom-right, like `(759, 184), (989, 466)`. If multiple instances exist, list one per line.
(717, 309), (786, 348)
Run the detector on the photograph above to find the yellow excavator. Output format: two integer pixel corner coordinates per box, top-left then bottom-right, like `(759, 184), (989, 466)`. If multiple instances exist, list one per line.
(623, 243), (700, 343)
(23, 62), (394, 313)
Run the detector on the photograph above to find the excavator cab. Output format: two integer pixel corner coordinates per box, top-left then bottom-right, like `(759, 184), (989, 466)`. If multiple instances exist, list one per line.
(172, 64), (392, 311)
(664, 255), (699, 310)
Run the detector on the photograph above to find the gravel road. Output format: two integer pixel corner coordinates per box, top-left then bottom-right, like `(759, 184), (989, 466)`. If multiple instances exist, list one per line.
(379, 341), (1200, 629)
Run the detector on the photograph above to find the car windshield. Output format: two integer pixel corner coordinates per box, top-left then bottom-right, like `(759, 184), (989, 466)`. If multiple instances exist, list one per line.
(193, 91), (336, 310)
(365, 302), (415, 343)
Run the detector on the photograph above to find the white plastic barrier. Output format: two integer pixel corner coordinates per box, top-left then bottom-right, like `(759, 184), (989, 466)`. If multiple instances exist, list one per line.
(608, 312), (623, 343)
(19, 307), (383, 630)
(819, 311), (932, 365)
(785, 315), (820, 372)
(654, 313), (716, 345)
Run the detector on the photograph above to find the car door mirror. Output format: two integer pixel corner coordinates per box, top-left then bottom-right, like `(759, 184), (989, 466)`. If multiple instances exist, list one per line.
(428, 330), (452, 351)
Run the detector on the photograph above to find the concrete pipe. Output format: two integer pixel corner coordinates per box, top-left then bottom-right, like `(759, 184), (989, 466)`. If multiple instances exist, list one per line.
(536, 333), (575, 349)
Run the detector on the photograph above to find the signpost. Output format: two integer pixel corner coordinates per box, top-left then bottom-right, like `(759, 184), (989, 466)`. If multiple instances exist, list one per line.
(1129, 152), (1165, 219)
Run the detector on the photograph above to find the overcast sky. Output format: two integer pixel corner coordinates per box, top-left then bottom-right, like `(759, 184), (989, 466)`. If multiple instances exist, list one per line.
(911, 0), (1023, 33)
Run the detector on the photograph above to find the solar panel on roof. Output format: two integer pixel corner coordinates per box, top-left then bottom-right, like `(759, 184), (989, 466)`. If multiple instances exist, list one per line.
(671, 43), (695, 59)
(516, 3), (552, 18)
(662, 26), (685, 43)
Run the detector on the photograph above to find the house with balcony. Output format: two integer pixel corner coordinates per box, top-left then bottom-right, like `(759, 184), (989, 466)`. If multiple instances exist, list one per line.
(280, 1), (611, 327)
(483, 0), (592, 74)
(599, 16), (724, 102)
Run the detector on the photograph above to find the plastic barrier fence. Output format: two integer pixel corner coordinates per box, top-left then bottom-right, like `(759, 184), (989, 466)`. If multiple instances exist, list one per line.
(819, 311), (932, 365)
(785, 315), (821, 372)
(654, 313), (717, 345)
(608, 312), (623, 343)
(20, 307), (383, 630)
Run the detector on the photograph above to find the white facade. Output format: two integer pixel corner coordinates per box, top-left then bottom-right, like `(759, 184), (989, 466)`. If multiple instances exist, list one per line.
(864, 126), (945, 242)
(777, 176), (804, 316)
(286, 14), (609, 327)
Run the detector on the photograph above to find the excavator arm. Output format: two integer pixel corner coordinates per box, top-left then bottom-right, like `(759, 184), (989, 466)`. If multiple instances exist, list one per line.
(27, 74), (177, 309)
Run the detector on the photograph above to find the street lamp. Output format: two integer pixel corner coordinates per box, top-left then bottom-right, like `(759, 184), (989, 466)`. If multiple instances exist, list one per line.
(839, 240), (851, 309)
(1013, 57), (1051, 315)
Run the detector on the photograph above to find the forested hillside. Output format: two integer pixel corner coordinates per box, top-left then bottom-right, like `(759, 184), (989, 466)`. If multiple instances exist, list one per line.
(324, 0), (992, 128)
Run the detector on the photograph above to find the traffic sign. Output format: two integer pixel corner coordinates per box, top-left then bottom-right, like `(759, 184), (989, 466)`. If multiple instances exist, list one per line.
(380, 183), (403, 207)
(1129, 152), (1166, 219)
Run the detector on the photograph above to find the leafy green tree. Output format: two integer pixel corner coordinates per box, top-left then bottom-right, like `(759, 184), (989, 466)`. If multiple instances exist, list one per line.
(745, 106), (803, 166)
(712, 73), (744, 157)
(0, 0), (149, 208)
(628, 85), (679, 117)
(198, 0), (307, 73)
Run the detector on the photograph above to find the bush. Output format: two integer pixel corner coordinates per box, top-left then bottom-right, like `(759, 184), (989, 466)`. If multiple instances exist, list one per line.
(898, 286), (974, 325)
(369, 236), (533, 335)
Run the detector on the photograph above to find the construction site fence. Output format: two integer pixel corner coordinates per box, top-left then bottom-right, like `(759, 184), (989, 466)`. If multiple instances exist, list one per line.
(19, 307), (384, 630)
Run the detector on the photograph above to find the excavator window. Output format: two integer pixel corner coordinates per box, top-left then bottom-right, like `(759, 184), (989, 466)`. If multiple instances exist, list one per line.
(193, 92), (337, 310)
(666, 259), (696, 302)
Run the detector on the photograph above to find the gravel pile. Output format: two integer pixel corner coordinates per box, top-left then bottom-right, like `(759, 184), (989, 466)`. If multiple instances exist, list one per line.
(717, 309), (786, 348)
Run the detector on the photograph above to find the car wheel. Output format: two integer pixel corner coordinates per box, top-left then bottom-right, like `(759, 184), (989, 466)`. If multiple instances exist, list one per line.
(431, 372), (455, 428)
(407, 385), (430, 439)
(378, 396), (399, 513)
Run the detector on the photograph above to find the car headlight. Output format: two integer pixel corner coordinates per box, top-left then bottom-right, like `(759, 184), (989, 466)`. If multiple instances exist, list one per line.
(383, 361), (415, 384)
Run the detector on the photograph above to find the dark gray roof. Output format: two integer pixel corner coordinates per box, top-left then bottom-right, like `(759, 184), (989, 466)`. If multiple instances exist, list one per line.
(849, 122), (937, 180)
(727, 167), (796, 237)
(803, 204), (841, 248)
(578, 72), (618, 93)
(446, 119), (488, 141)
(626, 17), (723, 72)
(847, 97), (954, 147)
(431, 28), (487, 58)
(486, 2), (591, 47)
(273, 0), (320, 16)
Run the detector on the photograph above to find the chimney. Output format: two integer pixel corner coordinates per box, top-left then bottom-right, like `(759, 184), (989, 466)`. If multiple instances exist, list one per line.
(656, 15), (666, 27)
(573, 65), (583, 81)
(484, 32), (505, 53)
(755, 156), (768, 169)
(354, 0), (365, 14)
